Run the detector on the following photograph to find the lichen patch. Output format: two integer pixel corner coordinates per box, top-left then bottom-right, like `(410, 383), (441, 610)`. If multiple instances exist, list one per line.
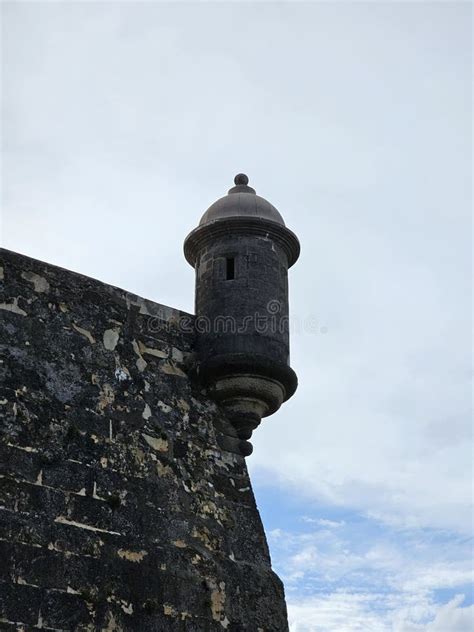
(0, 297), (27, 316)
(117, 549), (148, 563)
(103, 328), (120, 351)
(161, 361), (186, 377)
(142, 433), (168, 452)
(138, 340), (168, 359)
(72, 323), (96, 344)
(208, 580), (227, 626)
(103, 611), (122, 632)
(132, 339), (147, 372)
(21, 271), (50, 293)
(97, 384), (115, 411)
(156, 460), (173, 477)
(163, 604), (177, 616)
(157, 400), (172, 413)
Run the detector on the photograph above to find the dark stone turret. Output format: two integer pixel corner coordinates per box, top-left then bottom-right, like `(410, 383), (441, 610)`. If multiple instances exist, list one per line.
(184, 174), (300, 455)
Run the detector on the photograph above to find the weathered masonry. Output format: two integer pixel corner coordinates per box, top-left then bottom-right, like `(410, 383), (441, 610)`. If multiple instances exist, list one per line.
(184, 174), (300, 456)
(0, 176), (299, 630)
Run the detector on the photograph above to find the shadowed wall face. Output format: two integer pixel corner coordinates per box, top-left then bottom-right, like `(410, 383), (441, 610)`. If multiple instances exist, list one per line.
(0, 249), (288, 631)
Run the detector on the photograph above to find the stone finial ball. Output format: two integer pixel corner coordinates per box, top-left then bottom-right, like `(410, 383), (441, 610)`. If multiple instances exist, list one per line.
(234, 173), (249, 186)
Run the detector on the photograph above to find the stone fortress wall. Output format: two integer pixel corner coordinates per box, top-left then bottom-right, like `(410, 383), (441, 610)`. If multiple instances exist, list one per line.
(0, 248), (288, 631)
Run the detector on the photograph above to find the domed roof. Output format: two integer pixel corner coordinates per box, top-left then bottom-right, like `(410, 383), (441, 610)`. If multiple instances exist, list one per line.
(198, 174), (286, 227)
(184, 174), (300, 268)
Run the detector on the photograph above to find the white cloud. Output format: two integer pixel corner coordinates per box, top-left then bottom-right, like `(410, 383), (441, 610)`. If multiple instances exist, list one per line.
(269, 521), (473, 631)
(301, 517), (346, 529)
(288, 593), (473, 632)
(270, 524), (473, 590)
(424, 596), (474, 632)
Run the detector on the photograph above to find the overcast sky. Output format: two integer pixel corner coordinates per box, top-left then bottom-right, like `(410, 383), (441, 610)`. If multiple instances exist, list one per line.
(2, 2), (472, 630)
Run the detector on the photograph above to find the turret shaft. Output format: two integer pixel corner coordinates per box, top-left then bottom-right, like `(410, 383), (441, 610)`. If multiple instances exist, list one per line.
(184, 175), (300, 455)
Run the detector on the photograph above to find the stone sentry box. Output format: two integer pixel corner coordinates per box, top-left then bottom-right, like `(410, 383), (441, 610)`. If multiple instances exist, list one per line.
(184, 174), (300, 456)
(0, 175), (299, 630)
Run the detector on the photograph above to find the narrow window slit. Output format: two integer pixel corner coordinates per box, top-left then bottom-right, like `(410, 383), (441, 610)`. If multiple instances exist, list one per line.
(226, 257), (235, 280)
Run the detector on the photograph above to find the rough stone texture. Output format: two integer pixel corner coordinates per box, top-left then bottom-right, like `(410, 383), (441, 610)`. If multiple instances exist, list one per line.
(194, 231), (291, 366)
(0, 248), (288, 631)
